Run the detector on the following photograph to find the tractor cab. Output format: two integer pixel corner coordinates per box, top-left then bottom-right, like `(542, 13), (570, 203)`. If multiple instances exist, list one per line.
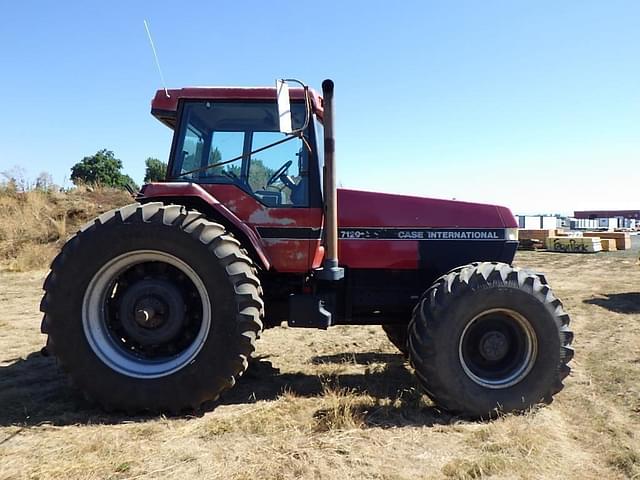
(151, 86), (324, 208)
(146, 86), (329, 274)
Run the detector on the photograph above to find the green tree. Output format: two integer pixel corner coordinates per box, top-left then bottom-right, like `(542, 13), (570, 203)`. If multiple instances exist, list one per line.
(70, 149), (138, 190)
(121, 174), (140, 192)
(206, 148), (224, 176)
(144, 158), (168, 182)
(226, 158), (275, 190)
(210, 147), (222, 165)
(246, 159), (274, 191)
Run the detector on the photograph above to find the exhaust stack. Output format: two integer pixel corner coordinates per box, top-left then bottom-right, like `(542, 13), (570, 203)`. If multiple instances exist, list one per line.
(318, 79), (344, 281)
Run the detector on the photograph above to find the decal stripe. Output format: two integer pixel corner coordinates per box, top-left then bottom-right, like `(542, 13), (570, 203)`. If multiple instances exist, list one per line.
(256, 227), (323, 240)
(257, 227), (506, 241)
(338, 228), (505, 241)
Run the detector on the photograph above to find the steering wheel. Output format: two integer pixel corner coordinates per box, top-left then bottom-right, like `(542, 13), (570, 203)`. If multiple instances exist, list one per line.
(266, 160), (293, 187)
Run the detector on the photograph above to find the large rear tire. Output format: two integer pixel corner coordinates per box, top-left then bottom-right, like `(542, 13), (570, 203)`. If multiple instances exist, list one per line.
(40, 202), (263, 413)
(408, 262), (573, 418)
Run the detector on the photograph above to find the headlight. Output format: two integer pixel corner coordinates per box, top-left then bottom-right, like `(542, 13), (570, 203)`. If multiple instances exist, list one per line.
(506, 228), (519, 241)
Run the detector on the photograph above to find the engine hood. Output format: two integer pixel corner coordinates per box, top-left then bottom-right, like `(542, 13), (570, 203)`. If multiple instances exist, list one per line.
(337, 189), (517, 229)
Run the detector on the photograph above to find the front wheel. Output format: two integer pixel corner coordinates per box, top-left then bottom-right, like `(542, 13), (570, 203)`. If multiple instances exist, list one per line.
(40, 203), (264, 413)
(408, 262), (573, 418)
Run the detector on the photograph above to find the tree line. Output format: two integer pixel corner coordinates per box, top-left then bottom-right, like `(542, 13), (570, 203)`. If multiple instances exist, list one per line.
(4, 148), (279, 193)
(72, 149), (279, 192)
(70, 149), (167, 190)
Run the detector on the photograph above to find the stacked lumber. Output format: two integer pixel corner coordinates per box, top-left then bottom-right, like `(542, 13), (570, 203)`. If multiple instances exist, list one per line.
(546, 236), (602, 253)
(518, 229), (556, 242)
(517, 238), (545, 251)
(583, 231), (630, 250)
(599, 239), (617, 252)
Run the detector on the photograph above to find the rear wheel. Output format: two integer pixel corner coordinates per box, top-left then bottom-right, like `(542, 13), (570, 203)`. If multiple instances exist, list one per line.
(408, 262), (573, 418)
(40, 203), (263, 413)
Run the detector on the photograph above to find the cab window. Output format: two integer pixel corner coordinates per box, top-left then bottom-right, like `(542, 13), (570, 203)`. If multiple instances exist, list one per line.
(171, 101), (310, 207)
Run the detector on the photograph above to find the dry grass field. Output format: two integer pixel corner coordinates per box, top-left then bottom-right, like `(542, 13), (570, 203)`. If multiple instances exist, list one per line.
(0, 187), (131, 272)
(1, 193), (639, 479)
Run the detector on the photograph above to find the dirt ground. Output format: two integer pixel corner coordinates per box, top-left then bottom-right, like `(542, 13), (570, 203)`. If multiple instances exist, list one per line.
(1, 243), (639, 479)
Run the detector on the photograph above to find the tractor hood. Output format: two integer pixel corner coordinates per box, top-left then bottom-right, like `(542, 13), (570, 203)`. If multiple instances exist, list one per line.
(337, 189), (517, 229)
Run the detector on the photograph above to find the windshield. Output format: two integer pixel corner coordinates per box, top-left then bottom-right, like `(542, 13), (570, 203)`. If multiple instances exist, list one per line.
(170, 101), (310, 207)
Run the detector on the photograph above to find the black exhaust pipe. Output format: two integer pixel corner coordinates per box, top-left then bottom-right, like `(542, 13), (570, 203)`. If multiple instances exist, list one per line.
(318, 79), (344, 281)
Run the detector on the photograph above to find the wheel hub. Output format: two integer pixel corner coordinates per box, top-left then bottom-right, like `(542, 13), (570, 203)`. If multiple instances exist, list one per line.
(479, 331), (509, 361)
(118, 279), (185, 346)
(459, 308), (538, 389)
(83, 252), (211, 379)
(134, 299), (162, 328)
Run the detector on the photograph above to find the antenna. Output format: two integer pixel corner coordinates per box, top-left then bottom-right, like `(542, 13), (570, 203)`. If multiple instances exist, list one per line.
(143, 20), (170, 98)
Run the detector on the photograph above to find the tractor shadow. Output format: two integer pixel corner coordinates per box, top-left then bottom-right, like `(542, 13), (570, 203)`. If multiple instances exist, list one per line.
(309, 352), (403, 365)
(221, 353), (454, 428)
(584, 292), (640, 314)
(0, 350), (139, 429)
(0, 351), (453, 429)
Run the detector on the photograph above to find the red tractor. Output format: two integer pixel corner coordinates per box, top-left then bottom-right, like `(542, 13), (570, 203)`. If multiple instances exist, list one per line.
(40, 80), (573, 417)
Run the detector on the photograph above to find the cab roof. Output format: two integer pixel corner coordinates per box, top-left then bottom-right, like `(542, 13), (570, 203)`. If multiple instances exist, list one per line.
(151, 86), (323, 128)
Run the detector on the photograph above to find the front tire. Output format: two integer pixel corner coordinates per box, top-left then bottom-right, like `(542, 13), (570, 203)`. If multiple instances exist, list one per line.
(408, 262), (573, 418)
(40, 203), (263, 413)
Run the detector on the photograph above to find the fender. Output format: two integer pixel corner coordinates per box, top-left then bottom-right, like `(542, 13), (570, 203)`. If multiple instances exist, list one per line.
(138, 182), (271, 270)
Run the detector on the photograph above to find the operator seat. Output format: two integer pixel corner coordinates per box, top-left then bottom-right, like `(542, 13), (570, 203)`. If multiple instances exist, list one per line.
(290, 147), (309, 206)
(290, 178), (308, 205)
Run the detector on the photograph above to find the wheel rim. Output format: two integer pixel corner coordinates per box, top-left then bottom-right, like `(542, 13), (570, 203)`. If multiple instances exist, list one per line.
(458, 308), (538, 389)
(82, 250), (211, 379)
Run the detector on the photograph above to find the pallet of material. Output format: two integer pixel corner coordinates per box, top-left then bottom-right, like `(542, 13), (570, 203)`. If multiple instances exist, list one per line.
(599, 239), (617, 252)
(517, 238), (545, 251)
(583, 231), (630, 250)
(546, 236), (602, 253)
(518, 229), (556, 242)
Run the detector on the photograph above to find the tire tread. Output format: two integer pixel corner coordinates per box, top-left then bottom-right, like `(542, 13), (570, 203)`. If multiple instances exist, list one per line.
(408, 261), (573, 417)
(40, 202), (263, 413)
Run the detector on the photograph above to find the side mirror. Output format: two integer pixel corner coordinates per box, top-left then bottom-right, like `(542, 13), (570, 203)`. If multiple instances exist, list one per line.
(276, 79), (293, 134)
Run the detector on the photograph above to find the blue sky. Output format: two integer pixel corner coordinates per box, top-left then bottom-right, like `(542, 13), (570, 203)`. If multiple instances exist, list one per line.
(0, 1), (637, 214)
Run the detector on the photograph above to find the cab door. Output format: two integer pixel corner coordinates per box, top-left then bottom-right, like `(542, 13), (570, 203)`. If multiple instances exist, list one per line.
(205, 130), (322, 272)
(169, 100), (324, 272)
